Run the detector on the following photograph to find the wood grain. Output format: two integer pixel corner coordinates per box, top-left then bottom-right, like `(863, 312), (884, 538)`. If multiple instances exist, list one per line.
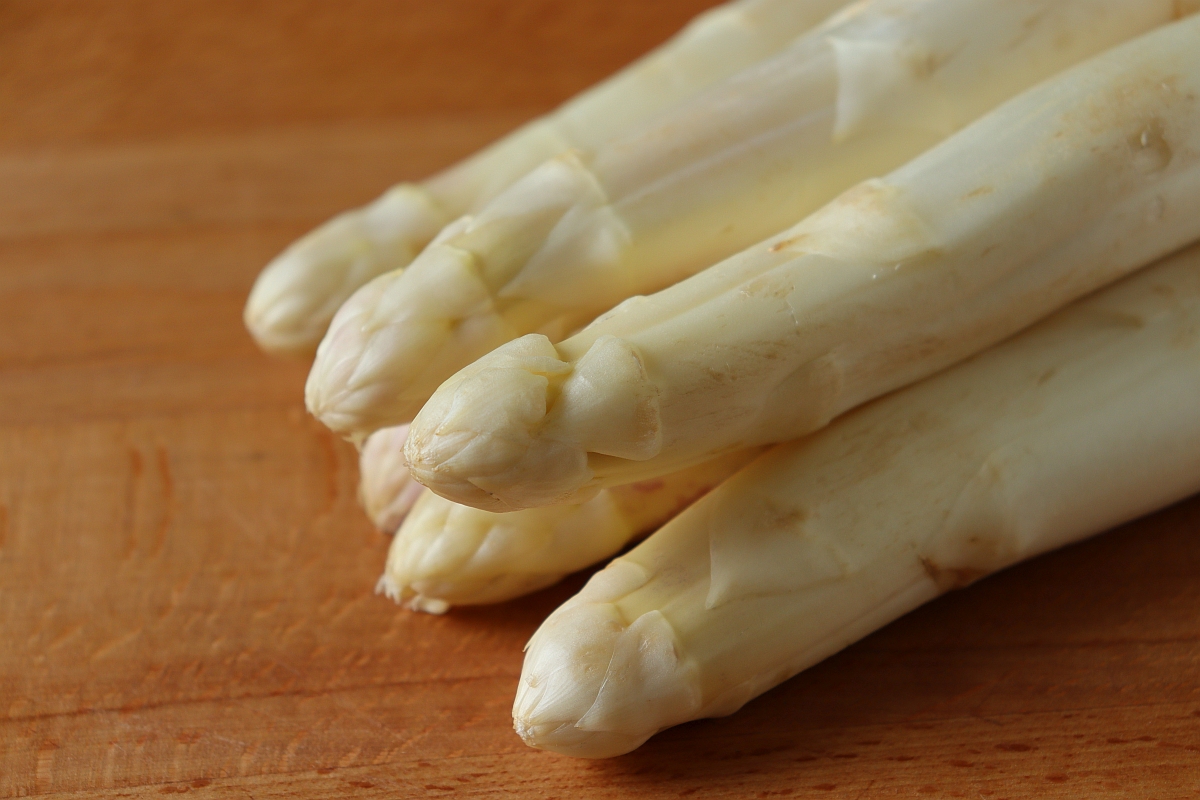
(1, 1), (1198, 797)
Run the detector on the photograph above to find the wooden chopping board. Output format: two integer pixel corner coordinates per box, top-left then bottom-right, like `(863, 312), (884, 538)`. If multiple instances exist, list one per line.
(1, 1), (1198, 796)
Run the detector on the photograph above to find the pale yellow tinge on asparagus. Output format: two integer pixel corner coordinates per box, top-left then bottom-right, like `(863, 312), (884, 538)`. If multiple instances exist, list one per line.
(242, 0), (849, 356)
(407, 16), (1200, 511)
(514, 241), (1200, 758)
(307, 0), (1195, 437)
(375, 448), (761, 613)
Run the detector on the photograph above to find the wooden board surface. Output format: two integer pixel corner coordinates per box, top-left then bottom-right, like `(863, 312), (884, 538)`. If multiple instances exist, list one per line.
(2, 2), (1199, 797)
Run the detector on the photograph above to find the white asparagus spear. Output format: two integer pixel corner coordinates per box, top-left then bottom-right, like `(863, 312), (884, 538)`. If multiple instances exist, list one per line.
(375, 448), (760, 612)
(243, 0), (849, 356)
(406, 16), (1200, 511)
(307, 0), (1196, 437)
(358, 425), (424, 534)
(514, 241), (1200, 758)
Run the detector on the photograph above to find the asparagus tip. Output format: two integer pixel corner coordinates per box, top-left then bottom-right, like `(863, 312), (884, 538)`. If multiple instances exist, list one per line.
(513, 562), (703, 757)
(405, 335), (593, 510)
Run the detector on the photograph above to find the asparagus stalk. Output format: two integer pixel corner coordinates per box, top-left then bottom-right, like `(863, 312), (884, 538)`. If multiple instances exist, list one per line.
(358, 425), (424, 534)
(406, 16), (1200, 511)
(375, 449), (760, 612)
(514, 241), (1200, 758)
(242, 0), (849, 356)
(307, 0), (1194, 438)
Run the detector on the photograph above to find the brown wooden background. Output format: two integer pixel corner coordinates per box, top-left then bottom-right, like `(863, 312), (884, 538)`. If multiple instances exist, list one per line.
(2, 1), (1199, 797)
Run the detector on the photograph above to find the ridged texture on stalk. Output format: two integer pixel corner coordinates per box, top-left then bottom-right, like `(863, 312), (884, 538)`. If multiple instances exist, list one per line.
(408, 16), (1200, 510)
(515, 241), (1200, 758)
(244, 0), (849, 355)
(375, 448), (761, 612)
(308, 0), (1194, 434)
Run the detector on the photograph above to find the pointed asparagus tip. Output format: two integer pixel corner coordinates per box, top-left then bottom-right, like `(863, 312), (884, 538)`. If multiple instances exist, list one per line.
(246, 184), (447, 357)
(305, 237), (520, 439)
(404, 334), (595, 511)
(512, 560), (702, 758)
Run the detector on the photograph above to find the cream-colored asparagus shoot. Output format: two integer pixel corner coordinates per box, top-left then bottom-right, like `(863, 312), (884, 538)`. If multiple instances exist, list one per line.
(307, 0), (1195, 437)
(407, 16), (1200, 511)
(358, 425), (424, 534)
(243, 0), (850, 356)
(375, 449), (760, 612)
(515, 241), (1200, 759)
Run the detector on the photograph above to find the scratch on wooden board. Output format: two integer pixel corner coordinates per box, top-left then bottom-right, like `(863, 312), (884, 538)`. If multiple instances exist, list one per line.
(274, 654), (406, 746)
(853, 779), (878, 799)
(91, 626), (143, 661)
(158, 574), (192, 622)
(35, 739), (58, 793)
(961, 668), (1019, 719)
(330, 592), (368, 624)
(317, 588), (341, 617)
(398, 722), (440, 752)
(372, 746), (400, 765)
(280, 616), (306, 641)
(47, 622), (83, 651)
(153, 444), (174, 557)
(252, 659), (281, 681)
(123, 447), (144, 560)
(277, 728), (310, 771)
(337, 746), (362, 768)
(218, 497), (260, 545)
(102, 739), (119, 787)
(251, 599), (281, 621)
(211, 733), (250, 749)
(140, 662), (166, 686)
(0, 503), (8, 553)
(237, 741), (260, 776)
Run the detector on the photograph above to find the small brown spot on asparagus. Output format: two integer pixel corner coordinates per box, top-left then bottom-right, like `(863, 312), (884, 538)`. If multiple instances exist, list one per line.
(920, 557), (988, 591)
(1172, 0), (1200, 20)
(769, 233), (809, 253)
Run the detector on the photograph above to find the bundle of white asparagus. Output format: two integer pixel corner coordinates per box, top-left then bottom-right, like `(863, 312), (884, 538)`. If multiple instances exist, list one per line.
(244, 1), (1200, 759)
